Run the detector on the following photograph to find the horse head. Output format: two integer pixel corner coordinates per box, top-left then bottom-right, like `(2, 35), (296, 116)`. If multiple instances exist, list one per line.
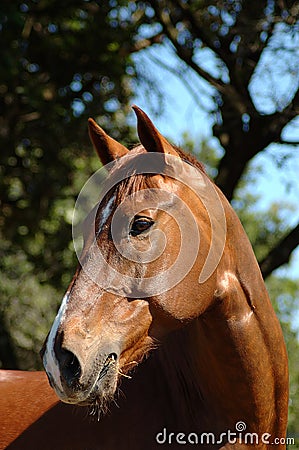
(42, 106), (226, 408)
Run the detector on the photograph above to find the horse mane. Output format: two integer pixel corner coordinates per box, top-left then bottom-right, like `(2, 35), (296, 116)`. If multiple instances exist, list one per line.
(172, 145), (206, 174)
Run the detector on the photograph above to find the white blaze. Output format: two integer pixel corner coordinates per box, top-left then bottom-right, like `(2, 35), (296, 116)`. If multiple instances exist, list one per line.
(43, 292), (69, 394)
(97, 194), (116, 235)
(43, 194), (115, 394)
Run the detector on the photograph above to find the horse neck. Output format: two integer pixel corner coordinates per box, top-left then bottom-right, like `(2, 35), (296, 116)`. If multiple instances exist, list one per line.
(145, 199), (288, 437)
(151, 322), (206, 429)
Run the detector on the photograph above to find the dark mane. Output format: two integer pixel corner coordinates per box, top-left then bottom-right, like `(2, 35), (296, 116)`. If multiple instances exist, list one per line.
(173, 145), (206, 174)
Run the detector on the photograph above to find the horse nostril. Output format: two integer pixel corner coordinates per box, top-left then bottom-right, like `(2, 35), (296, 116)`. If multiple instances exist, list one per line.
(59, 348), (81, 387)
(109, 353), (117, 362)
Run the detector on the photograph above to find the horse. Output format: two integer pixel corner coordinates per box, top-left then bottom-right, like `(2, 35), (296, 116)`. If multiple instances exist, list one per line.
(0, 106), (288, 449)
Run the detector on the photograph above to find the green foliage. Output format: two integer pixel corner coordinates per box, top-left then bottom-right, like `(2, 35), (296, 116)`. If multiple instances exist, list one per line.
(266, 275), (299, 437)
(0, 0), (138, 245)
(0, 0), (137, 368)
(0, 231), (61, 369)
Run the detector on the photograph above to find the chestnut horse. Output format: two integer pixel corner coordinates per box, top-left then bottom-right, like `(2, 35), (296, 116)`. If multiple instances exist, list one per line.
(0, 106), (288, 449)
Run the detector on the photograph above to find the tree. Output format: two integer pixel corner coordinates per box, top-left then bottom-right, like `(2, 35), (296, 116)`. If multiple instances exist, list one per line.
(0, 0), (137, 368)
(124, 0), (299, 275)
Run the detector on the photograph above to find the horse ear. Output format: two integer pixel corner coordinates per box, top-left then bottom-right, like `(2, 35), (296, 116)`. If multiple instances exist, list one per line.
(132, 105), (178, 156)
(88, 118), (128, 165)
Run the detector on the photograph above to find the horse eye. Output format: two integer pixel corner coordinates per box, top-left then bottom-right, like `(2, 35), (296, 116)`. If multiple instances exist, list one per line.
(130, 217), (154, 236)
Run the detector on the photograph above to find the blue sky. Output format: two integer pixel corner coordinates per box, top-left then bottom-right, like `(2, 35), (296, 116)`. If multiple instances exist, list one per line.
(132, 43), (299, 280)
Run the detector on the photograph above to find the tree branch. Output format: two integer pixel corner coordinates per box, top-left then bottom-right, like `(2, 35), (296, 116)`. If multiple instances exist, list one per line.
(275, 139), (299, 146)
(214, 84), (299, 200)
(269, 88), (299, 127)
(146, 52), (210, 112)
(146, 1), (299, 205)
(123, 32), (164, 54)
(171, 0), (231, 64)
(150, 0), (226, 93)
(259, 223), (299, 279)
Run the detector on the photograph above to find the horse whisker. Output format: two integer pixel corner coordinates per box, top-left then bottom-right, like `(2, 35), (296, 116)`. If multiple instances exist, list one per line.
(123, 361), (138, 368)
(113, 398), (120, 409)
(118, 369), (132, 379)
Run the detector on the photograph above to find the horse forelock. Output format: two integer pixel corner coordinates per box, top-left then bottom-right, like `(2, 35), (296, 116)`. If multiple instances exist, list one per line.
(104, 143), (206, 207)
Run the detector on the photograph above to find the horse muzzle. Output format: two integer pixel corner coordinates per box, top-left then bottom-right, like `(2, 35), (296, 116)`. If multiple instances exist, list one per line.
(42, 338), (120, 406)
